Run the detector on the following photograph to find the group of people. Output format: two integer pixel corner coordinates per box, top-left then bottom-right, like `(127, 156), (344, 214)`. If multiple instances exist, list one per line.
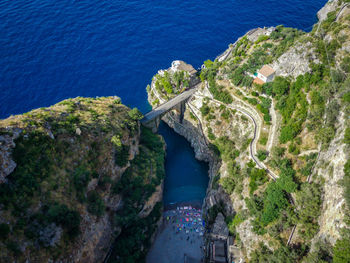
(164, 206), (205, 237)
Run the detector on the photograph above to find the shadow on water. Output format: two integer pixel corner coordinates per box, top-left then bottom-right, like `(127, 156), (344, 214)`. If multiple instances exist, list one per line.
(158, 121), (209, 206)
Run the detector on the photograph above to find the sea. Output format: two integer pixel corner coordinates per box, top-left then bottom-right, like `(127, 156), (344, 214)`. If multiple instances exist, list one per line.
(0, 0), (327, 205)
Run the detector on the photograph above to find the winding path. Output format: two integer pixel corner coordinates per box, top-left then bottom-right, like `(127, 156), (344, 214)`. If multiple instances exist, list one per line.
(192, 89), (278, 180)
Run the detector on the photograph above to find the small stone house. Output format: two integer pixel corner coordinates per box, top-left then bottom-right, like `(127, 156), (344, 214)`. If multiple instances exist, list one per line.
(256, 65), (275, 83)
(211, 213), (229, 241)
(211, 240), (227, 263)
(209, 213), (229, 263)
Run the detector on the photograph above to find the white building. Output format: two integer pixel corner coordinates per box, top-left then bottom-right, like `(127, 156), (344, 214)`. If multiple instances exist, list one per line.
(256, 65), (275, 83)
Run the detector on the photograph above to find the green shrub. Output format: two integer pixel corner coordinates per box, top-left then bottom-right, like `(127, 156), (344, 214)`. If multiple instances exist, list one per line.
(72, 167), (90, 196)
(200, 59), (220, 82)
(200, 104), (210, 116)
(271, 146), (285, 158)
(208, 80), (233, 104)
(189, 112), (196, 120)
(128, 108), (143, 120)
(342, 160), (350, 209)
(212, 175), (220, 190)
(255, 35), (269, 44)
(299, 153), (317, 177)
(249, 168), (268, 194)
(276, 173), (297, 193)
(344, 128), (350, 145)
(261, 183), (288, 225)
(227, 212), (245, 235)
(220, 176), (236, 195)
(247, 97), (258, 105)
(0, 131), (55, 210)
(272, 76), (290, 96)
(6, 241), (21, 256)
(250, 243), (301, 263)
(221, 109), (231, 120)
(341, 56), (350, 73)
(207, 127), (216, 141)
(111, 202), (162, 263)
(316, 126), (336, 146)
(46, 203), (81, 238)
(259, 135), (268, 145)
(214, 137), (239, 162)
(140, 126), (164, 153)
(333, 237), (350, 263)
(257, 150), (268, 161)
(0, 223), (10, 239)
(113, 98), (122, 104)
(87, 191), (105, 217)
(111, 135), (122, 148)
(115, 145), (130, 167)
(342, 91), (350, 104)
(295, 183), (321, 241)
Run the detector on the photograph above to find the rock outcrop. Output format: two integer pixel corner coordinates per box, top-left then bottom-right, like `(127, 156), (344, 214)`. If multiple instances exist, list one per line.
(317, 0), (340, 22)
(0, 128), (22, 183)
(271, 42), (318, 79)
(0, 97), (165, 263)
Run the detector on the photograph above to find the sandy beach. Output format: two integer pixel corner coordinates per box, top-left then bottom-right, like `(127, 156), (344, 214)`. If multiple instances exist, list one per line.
(146, 205), (206, 263)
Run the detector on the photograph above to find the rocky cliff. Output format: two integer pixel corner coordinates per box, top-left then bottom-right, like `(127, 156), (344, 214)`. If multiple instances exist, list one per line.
(0, 97), (165, 263)
(146, 0), (350, 261)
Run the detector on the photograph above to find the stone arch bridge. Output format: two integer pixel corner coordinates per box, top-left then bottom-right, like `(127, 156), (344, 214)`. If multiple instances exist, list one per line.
(141, 86), (199, 132)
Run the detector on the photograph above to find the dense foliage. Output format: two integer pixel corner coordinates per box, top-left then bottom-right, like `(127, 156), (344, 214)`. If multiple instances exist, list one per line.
(154, 70), (190, 96)
(0, 97), (151, 261)
(110, 127), (165, 263)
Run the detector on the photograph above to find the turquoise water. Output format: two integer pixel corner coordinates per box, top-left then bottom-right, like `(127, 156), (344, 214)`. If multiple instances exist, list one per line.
(0, 0), (327, 206)
(158, 123), (209, 205)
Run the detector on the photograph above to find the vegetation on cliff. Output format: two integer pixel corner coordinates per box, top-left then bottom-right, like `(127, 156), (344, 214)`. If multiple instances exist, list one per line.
(0, 97), (165, 262)
(147, 0), (350, 260)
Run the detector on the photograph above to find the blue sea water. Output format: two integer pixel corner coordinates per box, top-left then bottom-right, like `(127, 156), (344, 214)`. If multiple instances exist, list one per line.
(0, 0), (326, 205)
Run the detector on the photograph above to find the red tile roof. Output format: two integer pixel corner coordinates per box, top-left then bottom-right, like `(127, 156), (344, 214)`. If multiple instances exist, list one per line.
(253, 77), (265, 85)
(258, 65), (275, 77)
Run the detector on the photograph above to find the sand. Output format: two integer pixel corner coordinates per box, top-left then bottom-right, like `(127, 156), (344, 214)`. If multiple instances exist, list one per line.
(146, 206), (206, 263)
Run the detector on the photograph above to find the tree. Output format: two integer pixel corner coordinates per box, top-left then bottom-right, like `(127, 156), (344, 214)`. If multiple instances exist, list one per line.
(295, 183), (322, 240)
(249, 168), (268, 194)
(272, 146), (285, 158)
(343, 91), (350, 104)
(272, 76), (290, 96)
(47, 203), (81, 238)
(344, 128), (350, 145)
(333, 238), (350, 263)
(128, 108), (143, 120)
(220, 176), (235, 195)
(200, 104), (210, 116)
(163, 80), (173, 94)
(276, 174), (297, 193)
(257, 150), (268, 161)
(280, 124), (298, 143)
(341, 56), (350, 73)
(111, 135), (122, 149)
(343, 160), (350, 208)
(261, 183), (288, 225)
(87, 191), (105, 217)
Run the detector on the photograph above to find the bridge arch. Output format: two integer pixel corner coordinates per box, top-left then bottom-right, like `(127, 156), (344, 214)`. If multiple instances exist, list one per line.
(141, 86), (198, 132)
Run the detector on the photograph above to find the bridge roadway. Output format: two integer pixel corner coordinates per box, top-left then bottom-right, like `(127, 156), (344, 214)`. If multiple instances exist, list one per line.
(141, 86), (199, 123)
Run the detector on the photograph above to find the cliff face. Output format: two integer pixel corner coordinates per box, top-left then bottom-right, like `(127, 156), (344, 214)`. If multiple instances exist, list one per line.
(146, 0), (350, 260)
(0, 97), (165, 263)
